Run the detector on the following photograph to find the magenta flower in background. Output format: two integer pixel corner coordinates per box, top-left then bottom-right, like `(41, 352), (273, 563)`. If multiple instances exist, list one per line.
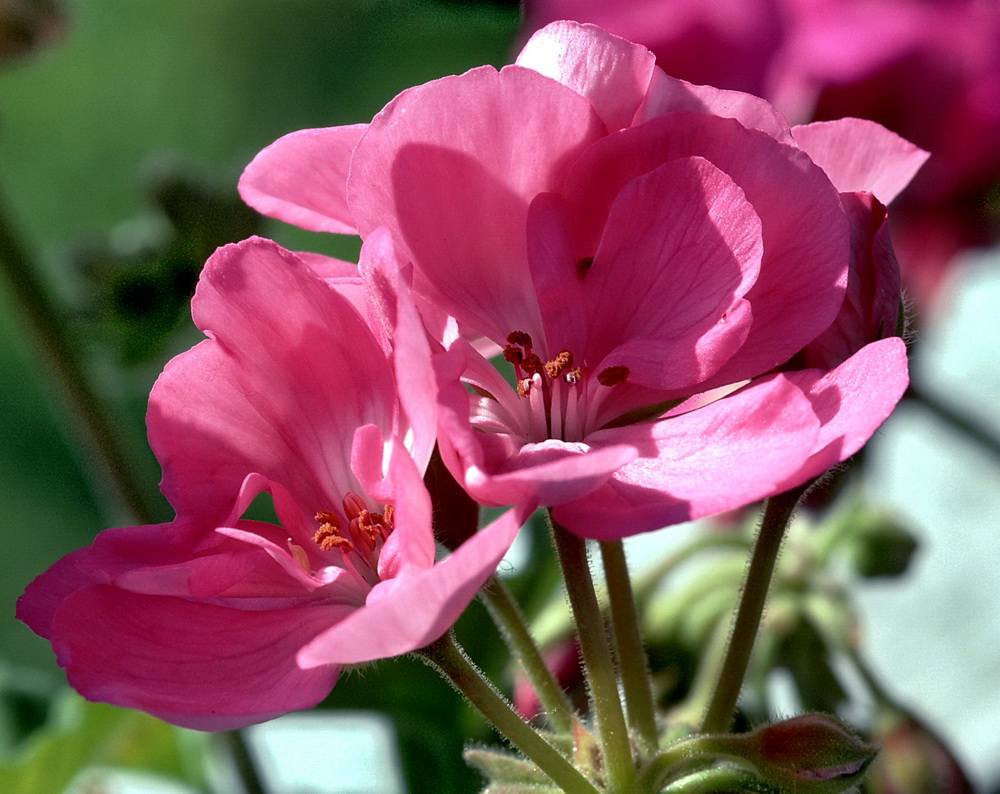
(239, 22), (918, 540)
(523, 1), (1000, 309)
(16, 234), (525, 730)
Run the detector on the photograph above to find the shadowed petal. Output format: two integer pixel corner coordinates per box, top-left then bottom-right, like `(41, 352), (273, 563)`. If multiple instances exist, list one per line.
(239, 124), (367, 234)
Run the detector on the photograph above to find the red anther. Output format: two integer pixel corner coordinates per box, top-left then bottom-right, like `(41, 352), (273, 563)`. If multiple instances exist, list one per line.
(597, 365), (630, 386)
(507, 330), (533, 347)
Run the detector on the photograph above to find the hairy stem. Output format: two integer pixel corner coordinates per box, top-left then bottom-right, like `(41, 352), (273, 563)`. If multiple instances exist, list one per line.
(416, 631), (601, 794)
(600, 540), (658, 755)
(550, 515), (635, 793)
(700, 486), (807, 734)
(480, 575), (575, 733)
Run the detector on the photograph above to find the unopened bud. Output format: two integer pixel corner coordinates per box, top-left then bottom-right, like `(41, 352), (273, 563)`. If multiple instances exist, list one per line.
(742, 714), (877, 792)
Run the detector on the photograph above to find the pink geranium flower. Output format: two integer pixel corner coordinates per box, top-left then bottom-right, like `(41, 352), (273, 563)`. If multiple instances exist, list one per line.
(238, 22), (920, 539)
(17, 234), (525, 730)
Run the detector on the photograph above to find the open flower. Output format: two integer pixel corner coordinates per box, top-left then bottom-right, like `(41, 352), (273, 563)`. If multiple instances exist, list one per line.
(17, 234), (525, 730)
(238, 21), (919, 539)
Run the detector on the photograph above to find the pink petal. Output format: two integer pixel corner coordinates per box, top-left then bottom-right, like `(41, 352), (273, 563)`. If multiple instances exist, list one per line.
(637, 67), (793, 143)
(359, 227), (437, 470)
(792, 119), (930, 204)
(552, 373), (822, 538)
(580, 156), (761, 390)
(298, 505), (530, 667)
(238, 124), (367, 234)
(435, 355), (639, 507)
(783, 337), (909, 483)
(50, 586), (347, 730)
(150, 238), (395, 524)
(515, 20), (657, 131)
(563, 112), (849, 384)
(348, 64), (606, 345)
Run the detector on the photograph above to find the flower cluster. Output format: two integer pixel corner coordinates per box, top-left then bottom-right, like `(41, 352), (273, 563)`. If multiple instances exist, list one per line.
(20, 21), (919, 738)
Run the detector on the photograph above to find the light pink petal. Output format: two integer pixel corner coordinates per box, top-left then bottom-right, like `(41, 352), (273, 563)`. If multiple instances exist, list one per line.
(49, 586), (347, 730)
(348, 65), (606, 345)
(292, 251), (367, 320)
(552, 373), (822, 539)
(150, 238), (395, 523)
(434, 355), (639, 507)
(238, 124), (367, 234)
(783, 337), (909, 483)
(298, 505), (530, 667)
(637, 67), (793, 143)
(378, 444), (436, 579)
(515, 20), (657, 131)
(563, 112), (849, 385)
(792, 118), (930, 204)
(359, 228), (437, 469)
(580, 156), (761, 390)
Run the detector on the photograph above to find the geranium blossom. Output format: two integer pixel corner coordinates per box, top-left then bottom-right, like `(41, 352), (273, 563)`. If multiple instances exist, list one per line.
(238, 22), (920, 539)
(17, 234), (525, 730)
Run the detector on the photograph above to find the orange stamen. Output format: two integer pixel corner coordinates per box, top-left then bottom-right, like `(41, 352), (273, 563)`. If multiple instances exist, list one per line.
(545, 350), (574, 379)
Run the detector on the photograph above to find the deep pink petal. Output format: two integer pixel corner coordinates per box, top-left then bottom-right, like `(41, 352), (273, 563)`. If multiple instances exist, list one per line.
(792, 118), (929, 204)
(636, 67), (793, 143)
(238, 124), (367, 233)
(563, 112), (849, 384)
(580, 156), (761, 389)
(150, 238), (395, 524)
(50, 586), (347, 730)
(783, 337), (909, 483)
(348, 65), (606, 345)
(801, 192), (901, 370)
(515, 20), (657, 131)
(298, 505), (530, 667)
(552, 374), (822, 538)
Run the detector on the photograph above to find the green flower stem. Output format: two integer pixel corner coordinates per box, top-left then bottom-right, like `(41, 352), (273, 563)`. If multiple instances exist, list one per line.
(550, 515), (635, 793)
(0, 187), (155, 524)
(221, 730), (267, 794)
(480, 575), (575, 734)
(635, 735), (750, 793)
(700, 486), (808, 734)
(599, 540), (659, 756)
(416, 631), (601, 794)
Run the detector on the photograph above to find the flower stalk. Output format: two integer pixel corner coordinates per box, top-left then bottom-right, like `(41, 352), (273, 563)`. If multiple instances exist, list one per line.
(700, 485), (809, 734)
(480, 575), (575, 733)
(415, 631), (601, 794)
(599, 539), (659, 756)
(550, 515), (635, 793)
